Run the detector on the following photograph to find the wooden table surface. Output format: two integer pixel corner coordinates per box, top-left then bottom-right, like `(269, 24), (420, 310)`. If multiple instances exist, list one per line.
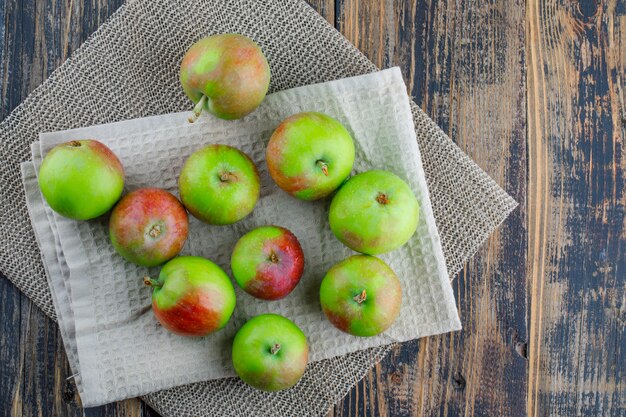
(1, 0), (624, 416)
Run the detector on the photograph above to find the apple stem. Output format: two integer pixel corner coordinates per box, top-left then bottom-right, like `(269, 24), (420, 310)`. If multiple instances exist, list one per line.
(270, 343), (281, 355)
(269, 251), (279, 264)
(188, 95), (207, 123)
(148, 224), (162, 238)
(143, 276), (162, 288)
(67, 140), (81, 147)
(219, 171), (237, 182)
(353, 289), (367, 304)
(376, 192), (389, 205)
(316, 160), (329, 176)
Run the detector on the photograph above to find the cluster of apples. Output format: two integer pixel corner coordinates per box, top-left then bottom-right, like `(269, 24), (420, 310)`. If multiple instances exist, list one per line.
(36, 34), (420, 393)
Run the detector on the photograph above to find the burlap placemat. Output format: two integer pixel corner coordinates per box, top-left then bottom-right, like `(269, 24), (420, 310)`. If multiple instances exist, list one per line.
(0, 0), (516, 415)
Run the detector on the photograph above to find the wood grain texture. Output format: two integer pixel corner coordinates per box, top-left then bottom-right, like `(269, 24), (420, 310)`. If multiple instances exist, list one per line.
(307, 0), (336, 25)
(526, 0), (626, 416)
(1, 0), (624, 416)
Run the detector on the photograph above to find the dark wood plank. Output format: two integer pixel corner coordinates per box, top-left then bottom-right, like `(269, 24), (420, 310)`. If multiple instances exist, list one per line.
(332, 0), (528, 415)
(307, 0), (336, 25)
(526, 0), (626, 416)
(0, 0), (157, 416)
(0, 271), (23, 413)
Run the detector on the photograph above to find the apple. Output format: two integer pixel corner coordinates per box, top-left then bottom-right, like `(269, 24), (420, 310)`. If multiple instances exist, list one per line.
(109, 188), (188, 267)
(231, 225), (304, 300)
(179, 144), (260, 225)
(319, 255), (402, 337)
(329, 170), (419, 254)
(38, 139), (124, 220)
(266, 112), (355, 200)
(180, 33), (270, 122)
(232, 314), (308, 391)
(143, 256), (236, 337)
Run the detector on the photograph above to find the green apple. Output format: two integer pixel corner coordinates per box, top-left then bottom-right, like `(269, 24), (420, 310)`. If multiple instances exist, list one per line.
(179, 144), (260, 225)
(144, 256), (236, 337)
(180, 34), (270, 121)
(109, 188), (188, 267)
(266, 112), (355, 200)
(38, 140), (124, 220)
(319, 255), (402, 337)
(329, 170), (419, 254)
(232, 314), (308, 391)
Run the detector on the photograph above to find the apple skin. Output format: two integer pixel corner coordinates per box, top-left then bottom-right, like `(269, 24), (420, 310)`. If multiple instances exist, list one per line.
(144, 256), (236, 337)
(266, 112), (355, 200)
(109, 188), (188, 267)
(38, 140), (124, 220)
(232, 314), (308, 391)
(180, 34), (270, 121)
(179, 144), (260, 225)
(329, 170), (419, 255)
(231, 226), (304, 300)
(319, 255), (402, 337)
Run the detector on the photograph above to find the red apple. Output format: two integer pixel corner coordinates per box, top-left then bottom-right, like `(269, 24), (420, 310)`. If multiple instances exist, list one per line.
(109, 188), (188, 267)
(144, 256), (236, 337)
(180, 34), (270, 122)
(230, 225), (304, 300)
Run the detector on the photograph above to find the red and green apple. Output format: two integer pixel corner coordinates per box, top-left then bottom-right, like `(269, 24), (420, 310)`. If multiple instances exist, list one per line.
(180, 34), (270, 122)
(231, 225), (304, 300)
(232, 314), (308, 391)
(329, 170), (419, 254)
(179, 144), (260, 225)
(38, 139), (124, 220)
(109, 188), (188, 267)
(320, 255), (402, 337)
(266, 112), (355, 200)
(144, 256), (236, 337)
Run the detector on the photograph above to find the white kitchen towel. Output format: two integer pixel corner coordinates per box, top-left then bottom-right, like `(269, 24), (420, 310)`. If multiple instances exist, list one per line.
(22, 68), (461, 406)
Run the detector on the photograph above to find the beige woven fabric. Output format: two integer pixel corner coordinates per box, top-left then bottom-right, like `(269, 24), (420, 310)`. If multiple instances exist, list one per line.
(0, 0), (517, 415)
